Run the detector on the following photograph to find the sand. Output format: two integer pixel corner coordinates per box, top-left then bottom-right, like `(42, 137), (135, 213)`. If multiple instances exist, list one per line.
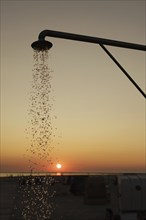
(0, 176), (108, 220)
(1, 175), (145, 220)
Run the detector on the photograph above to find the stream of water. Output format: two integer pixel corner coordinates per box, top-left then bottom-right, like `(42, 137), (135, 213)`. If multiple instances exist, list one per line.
(14, 50), (56, 220)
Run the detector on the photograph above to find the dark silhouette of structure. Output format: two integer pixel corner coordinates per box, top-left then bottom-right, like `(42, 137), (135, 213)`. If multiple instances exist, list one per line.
(31, 30), (146, 98)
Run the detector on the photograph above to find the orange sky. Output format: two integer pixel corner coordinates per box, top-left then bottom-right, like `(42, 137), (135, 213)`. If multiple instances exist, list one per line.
(1, 0), (146, 173)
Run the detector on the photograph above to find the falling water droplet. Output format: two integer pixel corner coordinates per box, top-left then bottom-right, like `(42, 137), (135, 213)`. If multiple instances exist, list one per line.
(13, 50), (58, 220)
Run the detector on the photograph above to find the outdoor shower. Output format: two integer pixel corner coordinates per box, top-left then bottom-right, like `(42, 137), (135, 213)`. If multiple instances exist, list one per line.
(31, 30), (146, 98)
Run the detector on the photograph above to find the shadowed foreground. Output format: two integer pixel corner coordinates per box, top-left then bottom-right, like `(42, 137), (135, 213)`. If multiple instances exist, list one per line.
(0, 176), (106, 220)
(0, 175), (146, 220)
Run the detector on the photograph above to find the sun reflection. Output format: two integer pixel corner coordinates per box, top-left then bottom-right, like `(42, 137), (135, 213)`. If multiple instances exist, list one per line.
(56, 172), (61, 176)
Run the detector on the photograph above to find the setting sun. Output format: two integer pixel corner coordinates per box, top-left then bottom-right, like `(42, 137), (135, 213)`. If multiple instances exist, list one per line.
(56, 163), (62, 169)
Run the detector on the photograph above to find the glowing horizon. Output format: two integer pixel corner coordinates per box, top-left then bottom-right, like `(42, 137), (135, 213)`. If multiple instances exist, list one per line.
(1, 1), (145, 173)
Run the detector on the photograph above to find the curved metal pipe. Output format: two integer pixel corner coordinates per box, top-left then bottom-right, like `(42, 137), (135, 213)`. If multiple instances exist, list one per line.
(38, 30), (146, 51)
(32, 29), (146, 98)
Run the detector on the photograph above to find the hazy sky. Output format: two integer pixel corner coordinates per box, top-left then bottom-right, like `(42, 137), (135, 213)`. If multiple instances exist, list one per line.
(1, 0), (146, 173)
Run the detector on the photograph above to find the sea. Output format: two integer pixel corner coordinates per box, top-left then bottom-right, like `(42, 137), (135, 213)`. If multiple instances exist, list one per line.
(0, 171), (145, 178)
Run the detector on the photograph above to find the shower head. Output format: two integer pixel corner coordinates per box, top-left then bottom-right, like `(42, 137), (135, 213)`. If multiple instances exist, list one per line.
(31, 40), (53, 51)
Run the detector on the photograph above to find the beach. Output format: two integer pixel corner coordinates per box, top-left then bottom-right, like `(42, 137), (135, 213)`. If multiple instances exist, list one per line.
(0, 174), (146, 220)
(0, 175), (108, 220)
